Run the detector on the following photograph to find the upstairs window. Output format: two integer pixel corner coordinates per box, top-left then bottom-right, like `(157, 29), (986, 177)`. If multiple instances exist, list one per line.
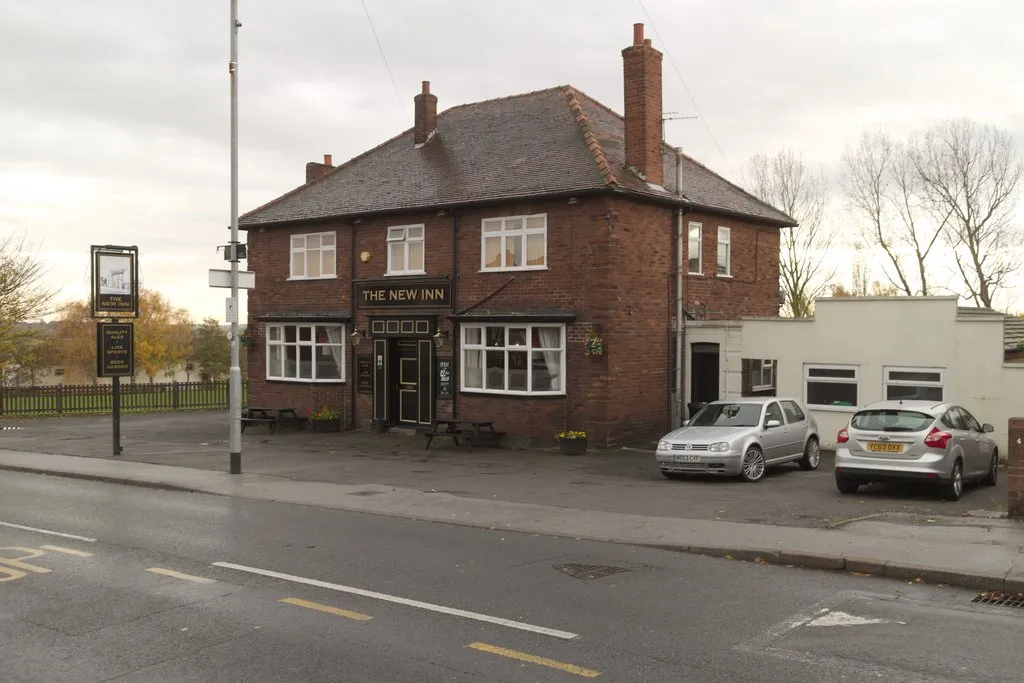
(290, 232), (337, 279)
(688, 222), (703, 274)
(387, 225), (425, 275)
(717, 226), (731, 277)
(481, 214), (547, 271)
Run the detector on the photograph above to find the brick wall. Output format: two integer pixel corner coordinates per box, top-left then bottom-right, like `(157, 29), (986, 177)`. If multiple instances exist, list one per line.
(685, 213), (781, 320)
(1009, 418), (1024, 518)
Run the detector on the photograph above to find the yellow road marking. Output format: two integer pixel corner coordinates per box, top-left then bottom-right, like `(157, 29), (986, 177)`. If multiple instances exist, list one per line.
(467, 642), (601, 678)
(146, 568), (216, 584)
(0, 547), (51, 574)
(279, 597), (373, 621)
(40, 545), (93, 558)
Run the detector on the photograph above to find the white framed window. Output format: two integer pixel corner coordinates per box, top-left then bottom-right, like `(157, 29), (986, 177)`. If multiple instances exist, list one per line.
(717, 226), (731, 277)
(266, 323), (345, 382)
(289, 232), (337, 280)
(461, 324), (565, 395)
(688, 222), (703, 274)
(804, 364), (858, 409)
(481, 214), (547, 271)
(386, 224), (425, 275)
(754, 360), (775, 391)
(883, 366), (944, 401)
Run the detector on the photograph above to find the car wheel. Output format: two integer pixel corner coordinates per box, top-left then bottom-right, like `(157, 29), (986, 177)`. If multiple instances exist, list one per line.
(943, 460), (964, 501)
(740, 447), (766, 482)
(660, 469), (685, 481)
(799, 437), (820, 471)
(981, 451), (998, 487)
(836, 476), (860, 494)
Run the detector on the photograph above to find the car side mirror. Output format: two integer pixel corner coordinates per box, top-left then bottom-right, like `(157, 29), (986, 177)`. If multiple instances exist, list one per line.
(982, 423), (995, 433)
(765, 419), (782, 429)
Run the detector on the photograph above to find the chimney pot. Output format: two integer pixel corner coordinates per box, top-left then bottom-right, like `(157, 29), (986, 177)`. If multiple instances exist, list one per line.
(422, 80), (430, 94)
(323, 154), (333, 166)
(644, 38), (652, 47)
(633, 23), (644, 45)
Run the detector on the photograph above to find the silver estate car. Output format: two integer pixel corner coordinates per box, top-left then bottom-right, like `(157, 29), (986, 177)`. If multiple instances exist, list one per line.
(655, 398), (821, 482)
(834, 400), (999, 501)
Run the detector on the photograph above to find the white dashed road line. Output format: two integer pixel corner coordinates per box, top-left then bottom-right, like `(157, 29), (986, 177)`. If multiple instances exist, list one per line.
(0, 521), (97, 542)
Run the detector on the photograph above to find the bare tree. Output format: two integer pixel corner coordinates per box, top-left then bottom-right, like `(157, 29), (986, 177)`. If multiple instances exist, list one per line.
(745, 149), (836, 317)
(910, 118), (1024, 308)
(841, 129), (946, 295)
(0, 233), (58, 378)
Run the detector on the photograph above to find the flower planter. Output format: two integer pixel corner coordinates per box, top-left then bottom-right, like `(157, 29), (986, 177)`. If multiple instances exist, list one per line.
(557, 437), (587, 455)
(311, 419), (340, 433)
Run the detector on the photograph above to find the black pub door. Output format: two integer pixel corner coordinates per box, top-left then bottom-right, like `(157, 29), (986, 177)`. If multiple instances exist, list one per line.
(374, 335), (435, 427)
(392, 340), (420, 425)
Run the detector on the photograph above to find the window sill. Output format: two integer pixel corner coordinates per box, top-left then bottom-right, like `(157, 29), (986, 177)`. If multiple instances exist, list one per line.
(383, 271), (427, 278)
(478, 266), (549, 274)
(459, 388), (565, 398)
(286, 276), (337, 282)
(266, 378), (346, 384)
(687, 272), (704, 277)
(716, 273), (733, 279)
(807, 404), (858, 413)
(752, 385), (775, 392)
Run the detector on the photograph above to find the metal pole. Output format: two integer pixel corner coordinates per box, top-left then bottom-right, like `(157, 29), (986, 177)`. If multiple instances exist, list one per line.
(112, 374), (122, 455)
(228, 0), (242, 474)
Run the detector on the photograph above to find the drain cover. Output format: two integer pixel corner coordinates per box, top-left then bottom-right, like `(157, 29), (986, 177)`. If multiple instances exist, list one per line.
(971, 592), (1024, 609)
(553, 563), (630, 580)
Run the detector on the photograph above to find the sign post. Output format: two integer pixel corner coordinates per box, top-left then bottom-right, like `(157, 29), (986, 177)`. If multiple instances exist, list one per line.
(90, 245), (140, 456)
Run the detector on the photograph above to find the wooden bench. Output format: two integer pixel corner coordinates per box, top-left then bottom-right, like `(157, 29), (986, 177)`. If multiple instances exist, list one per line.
(241, 406), (303, 434)
(424, 419), (506, 452)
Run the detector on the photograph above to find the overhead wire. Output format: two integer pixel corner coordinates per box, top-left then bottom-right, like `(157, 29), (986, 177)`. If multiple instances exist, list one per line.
(636, 0), (728, 167)
(360, 0), (410, 126)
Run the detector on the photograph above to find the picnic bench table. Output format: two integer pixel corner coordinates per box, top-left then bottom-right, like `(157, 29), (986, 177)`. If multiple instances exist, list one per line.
(241, 406), (305, 434)
(424, 419), (506, 452)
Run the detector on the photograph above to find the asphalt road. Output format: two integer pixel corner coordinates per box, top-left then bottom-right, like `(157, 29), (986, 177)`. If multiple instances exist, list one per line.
(2, 471), (1022, 682)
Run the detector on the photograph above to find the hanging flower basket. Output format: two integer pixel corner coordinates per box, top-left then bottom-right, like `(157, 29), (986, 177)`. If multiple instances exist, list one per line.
(556, 430), (588, 455)
(584, 328), (604, 357)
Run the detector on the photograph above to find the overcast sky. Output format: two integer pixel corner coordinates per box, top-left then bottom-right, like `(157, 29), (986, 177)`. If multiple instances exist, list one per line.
(2, 0), (1022, 322)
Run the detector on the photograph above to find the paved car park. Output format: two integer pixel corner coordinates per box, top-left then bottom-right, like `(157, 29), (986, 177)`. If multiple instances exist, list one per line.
(0, 410), (1007, 528)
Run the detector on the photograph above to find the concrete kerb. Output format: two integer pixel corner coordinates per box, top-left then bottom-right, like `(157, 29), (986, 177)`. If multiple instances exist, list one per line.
(0, 461), (1009, 595)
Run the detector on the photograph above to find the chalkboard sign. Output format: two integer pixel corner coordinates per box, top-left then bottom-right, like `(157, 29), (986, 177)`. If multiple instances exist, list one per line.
(437, 357), (453, 399)
(357, 354), (373, 394)
(96, 322), (134, 377)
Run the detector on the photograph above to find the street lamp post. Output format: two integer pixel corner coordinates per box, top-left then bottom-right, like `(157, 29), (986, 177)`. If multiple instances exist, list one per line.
(228, 0), (242, 474)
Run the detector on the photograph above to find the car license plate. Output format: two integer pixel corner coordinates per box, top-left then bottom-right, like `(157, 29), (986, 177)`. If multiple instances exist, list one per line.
(674, 454), (701, 463)
(866, 442), (904, 453)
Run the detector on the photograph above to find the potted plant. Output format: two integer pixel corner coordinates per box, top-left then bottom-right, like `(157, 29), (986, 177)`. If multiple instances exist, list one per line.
(307, 405), (341, 433)
(556, 430), (587, 455)
(584, 328), (604, 356)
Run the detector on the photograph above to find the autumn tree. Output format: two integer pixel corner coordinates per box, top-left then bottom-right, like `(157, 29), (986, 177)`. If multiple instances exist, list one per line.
(841, 129), (947, 296)
(910, 118), (1024, 308)
(0, 233), (58, 378)
(192, 317), (230, 381)
(54, 289), (193, 383)
(745, 149), (837, 317)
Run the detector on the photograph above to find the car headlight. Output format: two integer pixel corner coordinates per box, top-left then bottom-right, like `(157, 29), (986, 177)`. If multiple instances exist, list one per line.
(709, 442), (730, 453)
(657, 440), (671, 451)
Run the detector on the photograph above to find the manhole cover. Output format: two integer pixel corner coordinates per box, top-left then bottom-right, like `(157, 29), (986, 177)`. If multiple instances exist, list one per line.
(553, 563), (630, 580)
(971, 591), (1024, 609)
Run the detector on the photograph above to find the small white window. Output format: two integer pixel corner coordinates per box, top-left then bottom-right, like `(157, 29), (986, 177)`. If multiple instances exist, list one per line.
(481, 214), (547, 271)
(290, 232), (337, 280)
(688, 222), (702, 275)
(386, 225), (425, 275)
(754, 360), (774, 391)
(717, 226), (731, 277)
(804, 364), (858, 409)
(883, 366), (944, 401)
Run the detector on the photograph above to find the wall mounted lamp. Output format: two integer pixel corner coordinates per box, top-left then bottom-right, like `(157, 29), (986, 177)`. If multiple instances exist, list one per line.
(350, 328), (366, 347)
(432, 327), (449, 350)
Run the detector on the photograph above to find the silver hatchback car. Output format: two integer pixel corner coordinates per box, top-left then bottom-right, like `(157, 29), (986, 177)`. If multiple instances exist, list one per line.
(655, 398), (821, 482)
(834, 400), (999, 501)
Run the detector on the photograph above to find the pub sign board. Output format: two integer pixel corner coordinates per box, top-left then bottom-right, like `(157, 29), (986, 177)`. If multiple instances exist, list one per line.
(357, 354), (373, 394)
(91, 245), (139, 317)
(356, 280), (451, 308)
(437, 357), (453, 399)
(96, 323), (135, 377)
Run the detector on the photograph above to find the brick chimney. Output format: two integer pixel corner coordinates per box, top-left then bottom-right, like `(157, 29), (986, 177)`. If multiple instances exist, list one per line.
(305, 154), (334, 184)
(414, 80), (438, 145)
(621, 23), (663, 185)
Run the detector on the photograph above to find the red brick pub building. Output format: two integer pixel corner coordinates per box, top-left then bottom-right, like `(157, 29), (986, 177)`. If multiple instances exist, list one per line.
(239, 23), (794, 446)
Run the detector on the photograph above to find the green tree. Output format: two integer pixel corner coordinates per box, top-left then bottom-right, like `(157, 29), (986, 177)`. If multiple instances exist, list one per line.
(0, 233), (57, 378)
(193, 317), (230, 381)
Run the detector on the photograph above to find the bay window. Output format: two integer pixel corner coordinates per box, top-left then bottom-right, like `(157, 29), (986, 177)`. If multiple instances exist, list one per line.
(461, 324), (565, 395)
(266, 323), (345, 382)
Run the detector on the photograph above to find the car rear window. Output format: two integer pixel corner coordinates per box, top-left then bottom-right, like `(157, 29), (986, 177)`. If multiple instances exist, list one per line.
(851, 409), (934, 432)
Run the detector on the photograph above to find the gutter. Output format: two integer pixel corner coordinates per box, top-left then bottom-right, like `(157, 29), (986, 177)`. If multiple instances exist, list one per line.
(674, 147), (685, 428)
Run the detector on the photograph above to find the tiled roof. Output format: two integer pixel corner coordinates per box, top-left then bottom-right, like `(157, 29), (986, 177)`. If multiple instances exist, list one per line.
(239, 86), (795, 228)
(957, 306), (1024, 349)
